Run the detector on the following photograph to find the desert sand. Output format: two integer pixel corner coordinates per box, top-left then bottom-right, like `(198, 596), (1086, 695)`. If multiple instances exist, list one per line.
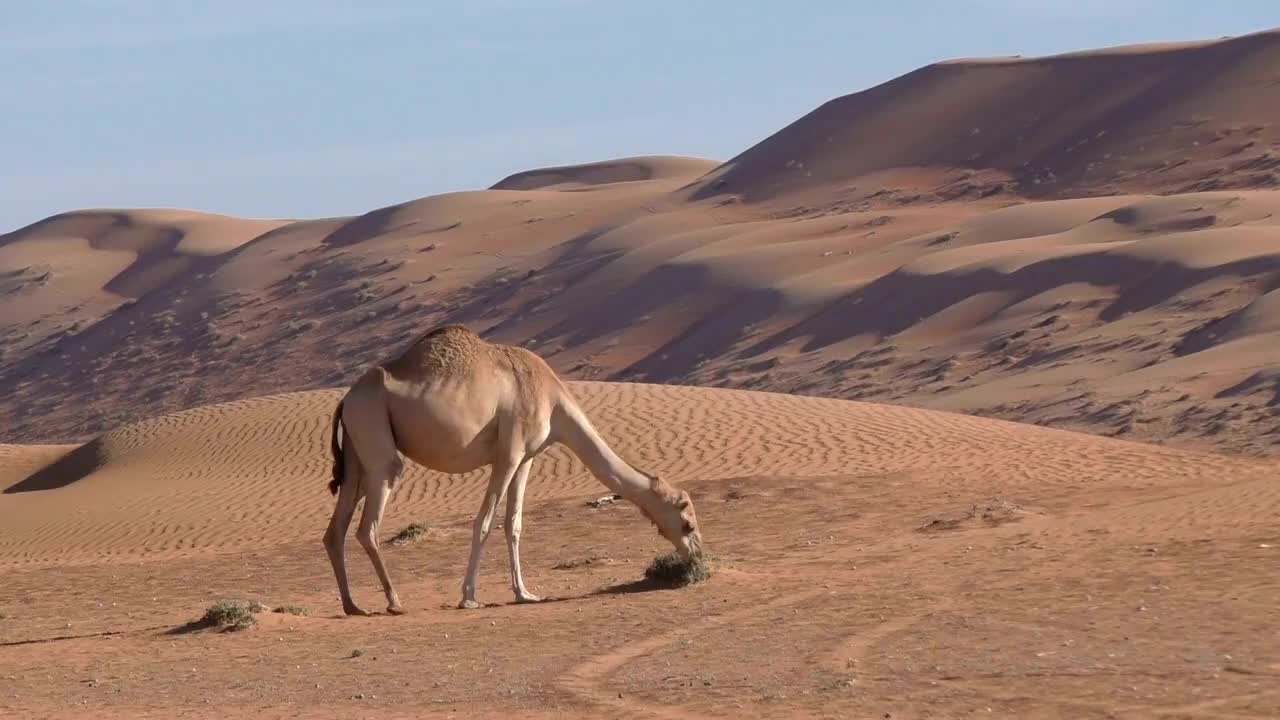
(2, 29), (1280, 719)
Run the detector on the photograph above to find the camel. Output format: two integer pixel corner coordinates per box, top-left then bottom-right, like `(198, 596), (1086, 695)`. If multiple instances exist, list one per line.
(322, 324), (704, 615)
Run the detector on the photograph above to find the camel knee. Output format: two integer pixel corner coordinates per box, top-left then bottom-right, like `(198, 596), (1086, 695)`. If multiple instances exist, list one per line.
(504, 516), (522, 541)
(323, 526), (342, 552)
(474, 499), (501, 535)
(356, 527), (379, 551)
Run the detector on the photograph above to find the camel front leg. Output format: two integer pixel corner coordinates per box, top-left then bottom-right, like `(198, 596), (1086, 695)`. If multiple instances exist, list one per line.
(504, 459), (540, 603)
(459, 457), (520, 609)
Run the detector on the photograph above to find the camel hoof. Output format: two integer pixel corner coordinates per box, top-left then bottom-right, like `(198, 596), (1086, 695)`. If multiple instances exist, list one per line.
(343, 605), (369, 617)
(458, 599), (483, 610)
(386, 605), (406, 616)
(515, 592), (542, 604)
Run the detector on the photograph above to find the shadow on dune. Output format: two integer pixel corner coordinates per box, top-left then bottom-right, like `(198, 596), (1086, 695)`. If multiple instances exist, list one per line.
(320, 204), (409, 248)
(2, 441), (103, 494)
(740, 250), (1280, 359)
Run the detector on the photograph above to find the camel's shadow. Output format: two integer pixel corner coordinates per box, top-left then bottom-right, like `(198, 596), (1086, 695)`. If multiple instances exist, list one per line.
(591, 577), (675, 596)
(464, 577), (684, 610)
(547, 576), (687, 603)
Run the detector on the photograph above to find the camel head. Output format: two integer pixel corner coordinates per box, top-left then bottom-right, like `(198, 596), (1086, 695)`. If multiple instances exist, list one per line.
(644, 474), (704, 561)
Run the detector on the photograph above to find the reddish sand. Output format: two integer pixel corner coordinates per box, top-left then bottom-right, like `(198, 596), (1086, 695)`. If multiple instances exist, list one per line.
(2, 29), (1280, 719)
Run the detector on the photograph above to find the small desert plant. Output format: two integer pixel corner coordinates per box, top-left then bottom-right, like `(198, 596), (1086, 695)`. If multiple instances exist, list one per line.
(389, 521), (431, 545)
(201, 599), (259, 630)
(644, 551), (712, 587)
(287, 318), (320, 333)
(273, 605), (308, 616)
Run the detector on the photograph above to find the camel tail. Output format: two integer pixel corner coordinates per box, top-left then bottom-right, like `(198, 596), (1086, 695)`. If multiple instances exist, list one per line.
(328, 400), (345, 495)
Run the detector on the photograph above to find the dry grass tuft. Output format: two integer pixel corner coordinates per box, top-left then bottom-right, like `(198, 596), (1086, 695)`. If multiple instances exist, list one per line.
(389, 521), (431, 545)
(200, 599), (260, 630)
(644, 551), (712, 587)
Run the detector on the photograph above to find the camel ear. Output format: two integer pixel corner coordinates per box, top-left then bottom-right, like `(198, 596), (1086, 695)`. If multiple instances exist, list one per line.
(649, 474), (662, 491)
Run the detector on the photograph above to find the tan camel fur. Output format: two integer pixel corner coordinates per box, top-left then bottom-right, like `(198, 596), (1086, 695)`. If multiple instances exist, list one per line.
(323, 324), (704, 615)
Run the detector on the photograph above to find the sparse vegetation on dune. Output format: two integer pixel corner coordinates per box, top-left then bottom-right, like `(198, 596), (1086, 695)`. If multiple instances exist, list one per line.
(388, 521), (431, 545)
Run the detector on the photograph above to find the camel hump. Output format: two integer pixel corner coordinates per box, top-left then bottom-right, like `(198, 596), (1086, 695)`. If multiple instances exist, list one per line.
(418, 324), (479, 342)
(386, 324), (490, 380)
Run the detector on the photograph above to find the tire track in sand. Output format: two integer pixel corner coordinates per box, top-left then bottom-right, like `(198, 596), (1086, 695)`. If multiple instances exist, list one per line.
(557, 587), (828, 719)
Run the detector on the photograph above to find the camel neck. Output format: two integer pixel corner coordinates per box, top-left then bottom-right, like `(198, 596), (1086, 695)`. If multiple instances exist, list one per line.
(550, 397), (654, 499)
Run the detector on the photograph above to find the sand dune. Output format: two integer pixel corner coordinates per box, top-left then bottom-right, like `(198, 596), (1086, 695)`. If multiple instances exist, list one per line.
(0, 380), (1270, 568)
(1, 208), (286, 301)
(0, 208), (288, 371)
(9, 187), (1276, 456)
(689, 28), (1280, 204)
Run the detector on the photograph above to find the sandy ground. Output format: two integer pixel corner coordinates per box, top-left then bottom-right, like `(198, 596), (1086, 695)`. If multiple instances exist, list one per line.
(3, 28), (1280, 719)
(2, 383), (1279, 718)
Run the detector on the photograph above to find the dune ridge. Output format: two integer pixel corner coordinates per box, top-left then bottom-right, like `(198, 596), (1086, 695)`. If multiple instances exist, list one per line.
(490, 155), (720, 191)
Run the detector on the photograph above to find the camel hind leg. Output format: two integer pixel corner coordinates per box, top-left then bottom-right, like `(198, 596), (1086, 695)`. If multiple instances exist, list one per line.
(355, 466), (404, 614)
(323, 446), (366, 616)
(328, 369), (406, 616)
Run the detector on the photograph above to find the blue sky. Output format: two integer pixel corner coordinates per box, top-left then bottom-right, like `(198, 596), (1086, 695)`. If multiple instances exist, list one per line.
(3, 1), (1277, 230)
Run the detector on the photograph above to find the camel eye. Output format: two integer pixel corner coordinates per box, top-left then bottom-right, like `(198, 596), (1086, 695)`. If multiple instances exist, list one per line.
(682, 521), (695, 534)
